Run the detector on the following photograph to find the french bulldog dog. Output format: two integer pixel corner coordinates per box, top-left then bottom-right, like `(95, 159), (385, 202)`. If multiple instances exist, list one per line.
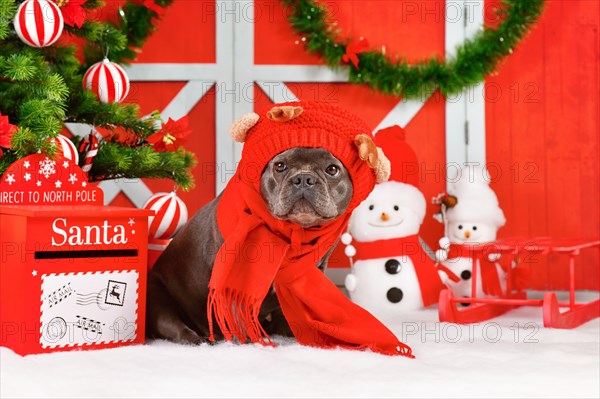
(145, 147), (354, 344)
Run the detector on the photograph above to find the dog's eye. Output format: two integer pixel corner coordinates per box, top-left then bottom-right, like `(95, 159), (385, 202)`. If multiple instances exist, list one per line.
(325, 165), (340, 176)
(274, 162), (287, 173)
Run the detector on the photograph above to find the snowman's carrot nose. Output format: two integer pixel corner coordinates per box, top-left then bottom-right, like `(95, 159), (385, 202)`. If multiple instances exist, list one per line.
(465, 231), (471, 239)
(381, 212), (390, 221)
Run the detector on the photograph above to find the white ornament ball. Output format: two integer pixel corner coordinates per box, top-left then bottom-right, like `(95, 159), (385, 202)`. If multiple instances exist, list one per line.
(344, 244), (357, 258)
(143, 192), (188, 240)
(439, 237), (450, 250)
(13, 0), (64, 48)
(435, 249), (448, 263)
(344, 274), (357, 292)
(50, 134), (79, 164)
(83, 58), (131, 104)
(341, 233), (353, 245)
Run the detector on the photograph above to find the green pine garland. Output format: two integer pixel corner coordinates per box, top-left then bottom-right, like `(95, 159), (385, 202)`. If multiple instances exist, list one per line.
(282, 0), (546, 98)
(0, 0), (196, 190)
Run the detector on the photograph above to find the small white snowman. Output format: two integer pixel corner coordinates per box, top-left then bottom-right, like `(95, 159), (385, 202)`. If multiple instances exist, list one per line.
(343, 126), (445, 321)
(434, 166), (507, 302)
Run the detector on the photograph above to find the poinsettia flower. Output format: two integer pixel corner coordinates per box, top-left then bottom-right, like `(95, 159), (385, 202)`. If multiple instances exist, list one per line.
(57, 0), (86, 28)
(0, 113), (17, 149)
(147, 116), (191, 152)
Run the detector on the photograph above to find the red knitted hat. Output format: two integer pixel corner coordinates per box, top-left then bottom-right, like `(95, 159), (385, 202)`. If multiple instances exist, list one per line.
(374, 125), (420, 188)
(230, 101), (391, 213)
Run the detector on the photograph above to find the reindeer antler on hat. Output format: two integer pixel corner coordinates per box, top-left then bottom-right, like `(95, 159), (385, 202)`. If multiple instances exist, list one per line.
(229, 103), (391, 190)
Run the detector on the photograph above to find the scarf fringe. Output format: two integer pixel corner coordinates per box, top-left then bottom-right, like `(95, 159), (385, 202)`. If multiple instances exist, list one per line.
(366, 342), (414, 358)
(207, 287), (274, 347)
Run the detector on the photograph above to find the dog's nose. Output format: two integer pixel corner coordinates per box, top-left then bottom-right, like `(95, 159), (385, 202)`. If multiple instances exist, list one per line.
(292, 173), (316, 188)
(464, 231), (471, 239)
(381, 212), (389, 221)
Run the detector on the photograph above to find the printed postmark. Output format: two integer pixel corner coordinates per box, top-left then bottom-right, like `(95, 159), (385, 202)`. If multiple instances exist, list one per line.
(43, 317), (68, 341)
(76, 289), (110, 310)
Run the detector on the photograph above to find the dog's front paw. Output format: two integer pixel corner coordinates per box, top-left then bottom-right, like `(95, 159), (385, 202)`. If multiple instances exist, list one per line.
(172, 326), (212, 346)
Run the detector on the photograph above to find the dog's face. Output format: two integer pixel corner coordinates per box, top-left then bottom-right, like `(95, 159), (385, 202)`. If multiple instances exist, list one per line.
(260, 148), (353, 227)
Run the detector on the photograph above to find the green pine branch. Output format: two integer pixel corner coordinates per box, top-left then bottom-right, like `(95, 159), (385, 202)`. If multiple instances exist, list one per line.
(91, 143), (196, 190)
(0, 0), (195, 190)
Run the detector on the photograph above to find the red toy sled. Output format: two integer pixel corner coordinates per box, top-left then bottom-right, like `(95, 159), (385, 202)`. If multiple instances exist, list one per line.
(438, 237), (600, 329)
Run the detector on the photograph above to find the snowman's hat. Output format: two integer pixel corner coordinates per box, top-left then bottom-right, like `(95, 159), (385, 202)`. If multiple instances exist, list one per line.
(374, 125), (419, 187)
(374, 125), (426, 221)
(445, 166), (506, 228)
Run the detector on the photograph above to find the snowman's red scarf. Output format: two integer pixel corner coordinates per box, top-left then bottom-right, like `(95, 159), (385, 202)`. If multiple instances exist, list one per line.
(207, 174), (413, 357)
(447, 244), (504, 297)
(351, 235), (445, 307)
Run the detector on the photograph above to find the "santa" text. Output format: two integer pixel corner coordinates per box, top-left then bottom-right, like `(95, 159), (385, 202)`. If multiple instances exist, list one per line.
(51, 218), (128, 246)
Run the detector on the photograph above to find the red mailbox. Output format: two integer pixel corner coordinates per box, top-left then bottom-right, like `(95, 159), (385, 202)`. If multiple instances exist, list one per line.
(0, 154), (153, 355)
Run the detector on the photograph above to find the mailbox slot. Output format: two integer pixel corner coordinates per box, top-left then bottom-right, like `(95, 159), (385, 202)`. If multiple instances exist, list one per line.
(35, 249), (139, 259)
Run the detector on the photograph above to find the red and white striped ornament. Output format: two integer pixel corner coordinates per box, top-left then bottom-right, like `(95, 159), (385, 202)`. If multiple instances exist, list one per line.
(77, 132), (99, 173)
(13, 0), (64, 48)
(83, 58), (130, 104)
(143, 192), (188, 240)
(50, 134), (79, 164)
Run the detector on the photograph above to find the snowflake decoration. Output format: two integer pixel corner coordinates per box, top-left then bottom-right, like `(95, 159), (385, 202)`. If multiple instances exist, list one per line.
(68, 173), (78, 184)
(63, 161), (69, 168)
(24, 173), (31, 182)
(38, 158), (57, 179)
(55, 180), (62, 188)
(5, 174), (15, 185)
(82, 181), (87, 187)
(36, 180), (42, 187)
(23, 160), (30, 169)
(128, 218), (135, 226)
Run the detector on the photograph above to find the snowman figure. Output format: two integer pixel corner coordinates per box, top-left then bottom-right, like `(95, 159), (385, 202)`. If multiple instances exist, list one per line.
(343, 126), (445, 321)
(434, 166), (507, 301)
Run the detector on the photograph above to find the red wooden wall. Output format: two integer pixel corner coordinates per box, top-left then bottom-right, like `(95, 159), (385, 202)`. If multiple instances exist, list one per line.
(486, 0), (600, 289)
(97, 0), (598, 290)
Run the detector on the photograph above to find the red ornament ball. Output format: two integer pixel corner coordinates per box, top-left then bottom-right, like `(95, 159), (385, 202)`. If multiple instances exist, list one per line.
(13, 0), (64, 48)
(83, 59), (131, 104)
(50, 134), (79, 164)
(143, 192), (188, 240)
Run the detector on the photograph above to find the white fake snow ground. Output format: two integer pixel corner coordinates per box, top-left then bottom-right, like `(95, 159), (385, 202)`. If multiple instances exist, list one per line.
(1, 291), (599, 398)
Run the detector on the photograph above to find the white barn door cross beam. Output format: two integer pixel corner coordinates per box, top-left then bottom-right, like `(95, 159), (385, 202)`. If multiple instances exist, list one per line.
(66, 0), (485, 205)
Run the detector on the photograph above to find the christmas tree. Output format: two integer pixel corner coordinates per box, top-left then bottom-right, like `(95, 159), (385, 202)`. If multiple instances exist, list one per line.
(0, 0), (195, 190)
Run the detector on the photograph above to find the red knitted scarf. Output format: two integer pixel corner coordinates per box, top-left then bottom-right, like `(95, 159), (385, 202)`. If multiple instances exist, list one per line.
(350, 235), (445, 307)
(447, 243), (504, 296)
(207, 174), (414, 357)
